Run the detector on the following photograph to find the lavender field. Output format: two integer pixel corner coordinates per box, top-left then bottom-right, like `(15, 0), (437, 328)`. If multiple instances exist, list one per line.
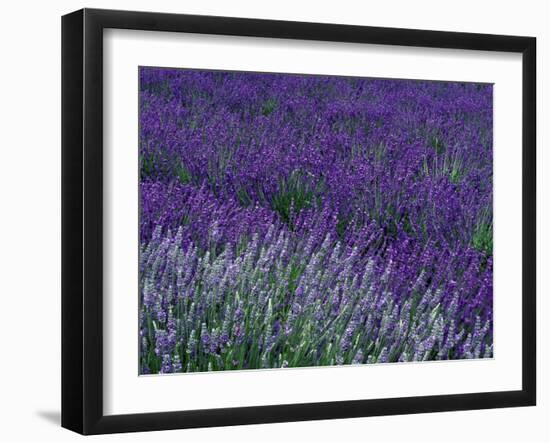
(139, 67), (493, 375)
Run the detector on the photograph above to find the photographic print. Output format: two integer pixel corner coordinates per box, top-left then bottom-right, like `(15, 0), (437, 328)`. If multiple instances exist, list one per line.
(138, 67), (493, 375)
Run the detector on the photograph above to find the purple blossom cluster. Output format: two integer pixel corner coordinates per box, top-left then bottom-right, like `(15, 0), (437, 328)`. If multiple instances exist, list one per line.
(139, 67), (493, 374)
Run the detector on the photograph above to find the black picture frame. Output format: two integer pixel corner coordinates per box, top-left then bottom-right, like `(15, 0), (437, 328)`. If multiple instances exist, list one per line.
(62, 8), (536, 435)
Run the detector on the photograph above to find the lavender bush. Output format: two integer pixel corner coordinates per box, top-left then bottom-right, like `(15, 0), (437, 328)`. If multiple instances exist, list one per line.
(139, 67), (493, 374)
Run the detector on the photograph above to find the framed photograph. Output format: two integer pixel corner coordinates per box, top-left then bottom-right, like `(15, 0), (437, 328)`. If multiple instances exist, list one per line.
(61, 8), (536, 435)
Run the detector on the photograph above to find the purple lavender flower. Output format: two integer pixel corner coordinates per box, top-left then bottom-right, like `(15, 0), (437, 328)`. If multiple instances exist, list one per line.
(138, 67), (493, 374)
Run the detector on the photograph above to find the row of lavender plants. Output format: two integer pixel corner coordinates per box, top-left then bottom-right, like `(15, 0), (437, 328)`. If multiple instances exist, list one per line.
(139, 68), (493, 374)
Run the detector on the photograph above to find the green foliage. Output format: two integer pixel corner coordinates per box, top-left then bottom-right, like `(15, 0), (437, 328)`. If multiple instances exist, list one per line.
(140, 154), (157, 179)
(336, 215), (351, 238)
(261, 98), (278, 116)
(472, 222), (493, 256)
(271, 170), (323, 225)
(175, 163), (192, 184)
(374, 141), (387, 162)
(421, 148), (463, 184)
(449, 166), (461, 183)
(236, 188), (253, 207)
(429, 134), (446, 154)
